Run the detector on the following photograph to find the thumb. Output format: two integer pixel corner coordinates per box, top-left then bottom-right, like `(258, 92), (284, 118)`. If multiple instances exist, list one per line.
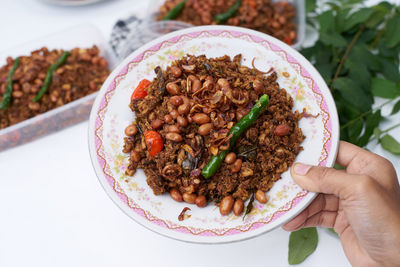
(291, 163), (358, 197)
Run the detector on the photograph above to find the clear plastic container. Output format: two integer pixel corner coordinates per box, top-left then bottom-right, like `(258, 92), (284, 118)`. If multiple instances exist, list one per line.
(0, 24), (117, 151)
(145, 0), (305, 50)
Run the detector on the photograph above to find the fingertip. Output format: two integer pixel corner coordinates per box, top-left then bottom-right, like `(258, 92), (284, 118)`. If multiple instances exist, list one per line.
(292, 163), (312, 176)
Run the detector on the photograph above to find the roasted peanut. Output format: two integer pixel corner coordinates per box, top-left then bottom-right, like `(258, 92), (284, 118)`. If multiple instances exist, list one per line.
(225, 152), (237, 164)
(233, 199), (244, 216)
(165, 132), (183, 142)
(192, 113), (210, 124)
(192, 79), (201, 92)
(170, 109), (179, 119)
(183, 192), (196, 204)
(168, 125), (181, 133)
(166, 82), (180, 95)
(178, 103), (190, 115)
(274, 124), (290, 136)
(170, 96), (183, 106)
(62, 84), (71, 91)
(28, 102), (40, 111)
(170, 66), (182, 78)
(164, 114), (173, 124)
(219, 195), (234, 216)
(198, 123), (213, 135)
(255, 189), (268, 204)
(170, 188), (183, 202)
(195, 195), (207, 208)
(125, 124), (138, 136)
(231, 159), (242, 173)
(152, 119), (164, 130)
(177, 116), (188, 127)
(12, 91), (23, 98)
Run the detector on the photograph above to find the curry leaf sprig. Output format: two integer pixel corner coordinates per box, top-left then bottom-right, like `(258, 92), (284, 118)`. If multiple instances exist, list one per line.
(289, 0), (400, 264)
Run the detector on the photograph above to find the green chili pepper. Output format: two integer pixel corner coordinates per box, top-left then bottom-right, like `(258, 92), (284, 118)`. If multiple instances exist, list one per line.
(0, 57), (20, 110)
(34, 51), (70, 102)
(162, 0), (186, 21)
(214, 0), (242, 24)
(202, 94), (269, 178)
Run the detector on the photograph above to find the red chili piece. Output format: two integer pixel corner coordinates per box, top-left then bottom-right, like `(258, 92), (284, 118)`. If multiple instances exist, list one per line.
(131, 79), (151, 101)
(144, 130), (164, 157)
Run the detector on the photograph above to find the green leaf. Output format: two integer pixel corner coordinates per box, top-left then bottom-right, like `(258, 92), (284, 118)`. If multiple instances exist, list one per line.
(334, 163), (346, 170)
(377, 38), (400, 58)
(315, 63), (333, 82)
(349, 44), (381, 71)
(357, 110), (382, 147)
(373, 127), (382, 140)
(384, 15), (400, 48)
(318, 10), (335, 33)
(380, 134), (400, 155)
(333, 77), (372, 112)
(336, 8), (352, 33)
(347, 119), (363, 143)
(320, 31), (348, 47)
(289, 228), (318, 265)
(344, 59), (371, 90)
(379, 57), (400, 83)
(365, 9), (387, 28)
(371, 78), (399, 99)
(306, 0), (317, 13)
(328, 228), (338, 236)
(344, 8), (375, 31)
(391, 100), (400, 115)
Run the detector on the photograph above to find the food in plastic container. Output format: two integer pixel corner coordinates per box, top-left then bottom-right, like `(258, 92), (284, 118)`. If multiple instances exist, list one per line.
(0, 24), (117, 151)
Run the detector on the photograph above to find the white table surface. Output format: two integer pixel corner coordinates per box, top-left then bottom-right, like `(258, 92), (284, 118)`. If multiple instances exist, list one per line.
(0, 1), (398, 267)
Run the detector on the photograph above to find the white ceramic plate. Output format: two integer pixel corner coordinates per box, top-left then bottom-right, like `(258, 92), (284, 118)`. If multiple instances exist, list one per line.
(88, 25), (339, 244)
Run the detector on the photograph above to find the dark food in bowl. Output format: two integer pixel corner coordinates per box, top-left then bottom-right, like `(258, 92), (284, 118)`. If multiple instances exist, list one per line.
(123, 54), (304, 216)
(157, 0), (297, 45)
(0, 46), (109, 129)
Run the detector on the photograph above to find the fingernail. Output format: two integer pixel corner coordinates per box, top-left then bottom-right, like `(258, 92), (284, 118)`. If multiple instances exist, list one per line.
(293, 163), (311, 176)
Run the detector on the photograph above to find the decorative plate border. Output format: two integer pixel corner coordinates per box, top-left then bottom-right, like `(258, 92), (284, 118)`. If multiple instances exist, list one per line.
(92, 29), (333, 237)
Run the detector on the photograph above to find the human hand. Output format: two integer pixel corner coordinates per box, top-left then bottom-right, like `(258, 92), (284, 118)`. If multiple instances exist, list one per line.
(283, 141), (400, 267)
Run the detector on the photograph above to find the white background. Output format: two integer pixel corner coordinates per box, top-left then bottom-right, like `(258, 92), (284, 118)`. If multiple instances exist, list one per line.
(0, 0), (399, 267)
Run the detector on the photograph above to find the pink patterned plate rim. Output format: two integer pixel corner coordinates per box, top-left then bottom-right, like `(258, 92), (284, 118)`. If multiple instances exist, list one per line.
(88, 25), (339, 244)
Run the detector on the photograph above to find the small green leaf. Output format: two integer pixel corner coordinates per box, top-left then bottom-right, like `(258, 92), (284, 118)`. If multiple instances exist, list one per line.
(328, 228), (338, 235)
(336, 8), (352, 33)
(334, 163), (346, 170)
(371, 78), (398, 99)
(380, 134), (400, 155)
(349, 44), (381, 71)
(384, 15), (400, 48)
(344, 59), (371, 91)
(344, 8), (375, 31)
(315, 63), (333, 82)
(306, 0), (316, 13)
(391, 100), (400, 115)
(348, 119), (363, 143)
(358, 110), (382, 147)
(373, 127), (382, 140)
(377, 38), (400, 58)
(320, 31), (348, 47)
(379, 58), (400, 83)
(365, 9), (387, 28)
(333, 77), (372, 112)
(289, 228), (318, 265)
(318, 10), (335, 33)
